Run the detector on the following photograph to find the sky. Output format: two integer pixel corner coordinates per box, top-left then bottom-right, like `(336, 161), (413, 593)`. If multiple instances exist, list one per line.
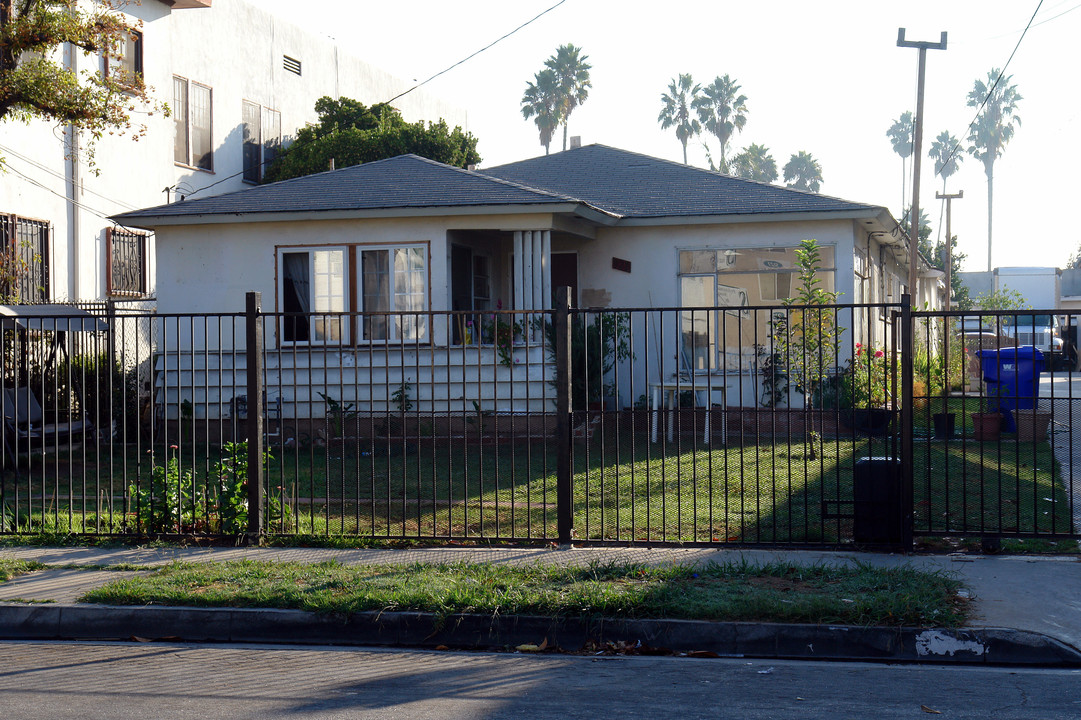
(260, 0), (1081, 274)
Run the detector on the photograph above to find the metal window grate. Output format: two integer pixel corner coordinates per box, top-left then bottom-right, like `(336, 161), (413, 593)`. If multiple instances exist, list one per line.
(283, 55), (302, 75)
(107, 227), (147, 296)
(1, 213), (49, 302)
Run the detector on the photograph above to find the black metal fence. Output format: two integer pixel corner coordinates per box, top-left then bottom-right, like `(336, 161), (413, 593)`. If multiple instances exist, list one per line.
(0, 294), (1077, 547)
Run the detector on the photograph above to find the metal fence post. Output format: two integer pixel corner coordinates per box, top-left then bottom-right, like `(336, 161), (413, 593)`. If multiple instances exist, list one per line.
(555, 286), (573, 544)
(899, 293), (914, 550)
(245, 291), (264, 538)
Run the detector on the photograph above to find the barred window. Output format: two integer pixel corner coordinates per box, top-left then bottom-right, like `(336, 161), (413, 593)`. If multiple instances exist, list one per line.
(0, 213), (49, 303)
(106, 227), (148, 296)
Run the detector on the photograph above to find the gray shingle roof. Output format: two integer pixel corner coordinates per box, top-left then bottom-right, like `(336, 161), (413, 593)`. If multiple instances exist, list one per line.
(113, 144), (881, 226)
(482, 145), (878, 218)
(112, 154), (578, 222)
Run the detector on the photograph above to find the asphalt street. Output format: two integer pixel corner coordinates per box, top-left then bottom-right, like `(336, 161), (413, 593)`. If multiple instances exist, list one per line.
(0, 641), (1078, 720)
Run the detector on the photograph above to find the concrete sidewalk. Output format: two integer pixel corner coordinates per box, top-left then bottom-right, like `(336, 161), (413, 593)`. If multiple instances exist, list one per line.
(1, 545), (1079, 664)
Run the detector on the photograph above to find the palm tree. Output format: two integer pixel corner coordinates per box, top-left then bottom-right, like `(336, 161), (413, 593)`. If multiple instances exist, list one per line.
(692, 75), (748, 172)
(967, 69), (1022, 271)
(658, 73), (701, 165)
(782, 151), (823, 192)
(928, 130), (963, 244)
(730, 144), (777, 183)
(886, 112), (913, 214)
(521, 68), (560, 155)
(544, 44), (592, 152)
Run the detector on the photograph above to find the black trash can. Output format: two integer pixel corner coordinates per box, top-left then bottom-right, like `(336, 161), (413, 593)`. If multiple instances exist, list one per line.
(853, 456), (903, 545)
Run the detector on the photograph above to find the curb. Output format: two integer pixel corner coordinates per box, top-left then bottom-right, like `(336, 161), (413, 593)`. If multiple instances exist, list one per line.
(1, 604), (1079, 666)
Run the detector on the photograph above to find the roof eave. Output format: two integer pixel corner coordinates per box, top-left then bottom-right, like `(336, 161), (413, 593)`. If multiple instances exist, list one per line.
(614, 207), (884, 227)
(112, 202), (613, 230)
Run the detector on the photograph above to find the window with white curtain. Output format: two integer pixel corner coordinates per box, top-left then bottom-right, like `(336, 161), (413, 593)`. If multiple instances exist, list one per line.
(279, 245), (427, 345)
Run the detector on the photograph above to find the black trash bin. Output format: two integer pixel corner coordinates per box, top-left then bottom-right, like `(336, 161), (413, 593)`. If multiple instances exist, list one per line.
(853, 456), (904, 545)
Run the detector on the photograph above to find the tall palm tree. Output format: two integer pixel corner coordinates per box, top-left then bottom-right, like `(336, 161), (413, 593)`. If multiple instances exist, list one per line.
(692, 74), (748, 173)
(658, 73), (701, 165)
(521, 68), (560, 155)
(886, 112), (913, 214)
(967, 69), (1022, 271)
(544, 44), (592, 152)
(928, 130), (963, 244)
(782, 151), (823, 192)
(731, 143), (777, 183)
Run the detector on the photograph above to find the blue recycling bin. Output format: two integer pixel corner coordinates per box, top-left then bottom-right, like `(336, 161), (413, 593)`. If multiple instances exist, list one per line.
(978, 346), (1043, 432)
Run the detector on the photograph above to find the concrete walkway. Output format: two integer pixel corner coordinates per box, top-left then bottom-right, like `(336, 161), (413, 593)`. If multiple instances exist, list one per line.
(1039, 372), (1081, 533)
(1, 545), (1079, 656)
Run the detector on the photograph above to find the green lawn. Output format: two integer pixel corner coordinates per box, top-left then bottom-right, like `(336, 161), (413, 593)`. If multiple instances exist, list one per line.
(1, 420), (1072, 544)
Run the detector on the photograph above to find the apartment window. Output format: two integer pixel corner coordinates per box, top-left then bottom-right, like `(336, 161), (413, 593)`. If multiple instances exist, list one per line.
(278, 245), (428, 345)
(106, 28), (143, 85)
(0, 213), (49, 303)
(242, 101), (282, 183)
(106, 227), (147, 296)
(678, 246), (835, 370)
(173, 76), (212, 170)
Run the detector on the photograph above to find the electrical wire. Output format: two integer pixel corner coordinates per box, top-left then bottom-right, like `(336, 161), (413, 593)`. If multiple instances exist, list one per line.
(935, 0), (1044, 174)
(0, 143), (142, 211)
(3, 162), (118, 222)
(382, 0), (568, 105)
(185, 1), (569, 200)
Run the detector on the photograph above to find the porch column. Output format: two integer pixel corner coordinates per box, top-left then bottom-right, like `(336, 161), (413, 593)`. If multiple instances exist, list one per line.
(540, 230), (551, 311)
(522, 231), (535, 312)
(513, 231), (525, 312)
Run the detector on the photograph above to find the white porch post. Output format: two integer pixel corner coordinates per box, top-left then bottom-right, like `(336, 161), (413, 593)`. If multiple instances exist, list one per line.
(522, 231), (535, 312)
(513, 231), (525, 312)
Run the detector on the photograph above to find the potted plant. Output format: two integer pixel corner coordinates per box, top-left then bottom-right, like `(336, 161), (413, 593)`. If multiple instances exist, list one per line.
(971, 384), (1005, 441)
(839, 343), (896, 436)
(929, 356), (955, 439)
(1014, 407), (1052, 441)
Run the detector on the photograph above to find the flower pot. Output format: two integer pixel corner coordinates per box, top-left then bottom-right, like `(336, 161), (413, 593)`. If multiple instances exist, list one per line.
(1014, 409), (1052, 442)
(971, 412), (1002, 441)
(932, 412), (956, 440)
(843, 408), (896, 436)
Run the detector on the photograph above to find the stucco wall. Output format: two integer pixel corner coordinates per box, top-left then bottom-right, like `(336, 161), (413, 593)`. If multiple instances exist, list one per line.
(0, 0), (466, 303)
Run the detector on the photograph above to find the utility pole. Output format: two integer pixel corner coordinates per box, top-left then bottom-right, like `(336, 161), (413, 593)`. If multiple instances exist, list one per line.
(897, 29), (947, 299)
(936, 190), (963, 312)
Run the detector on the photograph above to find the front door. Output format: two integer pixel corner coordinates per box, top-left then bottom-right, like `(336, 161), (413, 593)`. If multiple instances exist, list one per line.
(551, 252), (578, 307)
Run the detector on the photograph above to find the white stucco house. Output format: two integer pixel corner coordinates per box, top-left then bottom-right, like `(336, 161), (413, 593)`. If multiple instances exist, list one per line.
(112, 144), (941, 418)
(0, 0), (464, 305)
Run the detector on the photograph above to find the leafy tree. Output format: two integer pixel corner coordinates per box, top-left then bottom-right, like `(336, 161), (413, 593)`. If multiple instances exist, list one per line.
(0, 0), (167, 168)
(928, 130), (964, 246)
(1067, 243), (1081, 270)
(544, 43), (591, 152)
(730, 143), (777, 183)
(903, 206), (933, 256)
(967, 69), (1022, 269)
(886, 112), (913, 213)
(520, 67), (560, 154)
(264, 97), (480, 183)
(934, 235), (971, 310)
(692, 74), (747, 173)
(658, 73), (701, 165)
(782, 151), (822, 192)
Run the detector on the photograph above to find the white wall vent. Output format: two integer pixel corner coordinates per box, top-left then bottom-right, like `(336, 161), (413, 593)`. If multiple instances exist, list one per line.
(283, 55), (302, 75)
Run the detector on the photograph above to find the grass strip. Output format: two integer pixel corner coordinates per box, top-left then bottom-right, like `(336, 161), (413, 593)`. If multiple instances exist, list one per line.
(81, 559), (968, 628)
(0, 559), (45, 582)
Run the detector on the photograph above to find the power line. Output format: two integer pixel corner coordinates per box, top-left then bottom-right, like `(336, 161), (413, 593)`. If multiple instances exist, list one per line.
(0, 143), (141, 211)
(382, 0), (568, 105)
(169, 2), (572, 202)
(936, 0), (1044, 174)
(3, 163), (118, 222)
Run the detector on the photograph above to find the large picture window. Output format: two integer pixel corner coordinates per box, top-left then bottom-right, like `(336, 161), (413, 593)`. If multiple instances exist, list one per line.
(678, 246), (835, 370)
(278, 245), (428, 345)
